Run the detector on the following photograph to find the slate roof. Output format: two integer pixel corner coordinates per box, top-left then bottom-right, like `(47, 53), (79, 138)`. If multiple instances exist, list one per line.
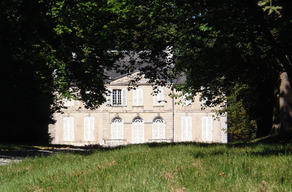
(105, 52), (186, 84)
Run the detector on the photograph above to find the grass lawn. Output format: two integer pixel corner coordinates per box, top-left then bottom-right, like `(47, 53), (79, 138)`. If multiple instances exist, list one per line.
(0, 142), (291, 191)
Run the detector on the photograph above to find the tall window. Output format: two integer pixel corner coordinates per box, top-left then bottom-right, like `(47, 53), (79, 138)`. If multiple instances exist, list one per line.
(152, 117), (165, 140)
(107, 89), (127, 106)
(153, 87), (164, 106)
(181, 116), (192, 141)
(63, 117), (74, 141)
(133, 88), (143, 106)
(84, 117), (94, 141)
(132, 117), (144, 144)
(202, 116), (212, 142)
(111, 117), (123, 139)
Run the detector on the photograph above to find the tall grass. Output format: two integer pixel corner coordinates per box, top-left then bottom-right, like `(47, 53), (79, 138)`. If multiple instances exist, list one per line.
(0, 143), (291, 191)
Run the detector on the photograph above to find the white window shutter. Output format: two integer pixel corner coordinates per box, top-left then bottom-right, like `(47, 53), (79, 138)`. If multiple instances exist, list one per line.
(159, 123), (165, 139)
(202, 116), (207, 141)
(107, 89), (112, 106)
(122, 89), (127, 106)
(187, 117), (192, 141)
(133, 89), (138, 106)
(207, 116), (212, 141)
(84, 117), (94, 141)
(111, 118), (123, 139)
(63, 117), (69, 141)
(154, 88), (163, 106)
(132, 118), (144, 143)
(181, 117), (186, 141)
(89, 117), (94, 141)
(153, 123), (158, 139)
(138, 123), (144, 143)
(221, 116), (228, 143)
(84, 117), (89, 141)
(111, 123), (117, 139)
(181, 117), (192, 141)
(69, 117), (74, 141)
(153, 118), (165, 140)
(132, 123), (137, 143)
(138, 89), (143, 106)
(117, 124), (123, 139)
(154, 93), (158, 105)
(159, 88), (164, 105)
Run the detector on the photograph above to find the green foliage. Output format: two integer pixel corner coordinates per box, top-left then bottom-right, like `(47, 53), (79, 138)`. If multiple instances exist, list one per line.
(215, 84), (257, 142)
(2, 0), (291, 142)
(165, 0), (288, 137)
(0, 143), (292, 191)
(0, 0), (121, 143)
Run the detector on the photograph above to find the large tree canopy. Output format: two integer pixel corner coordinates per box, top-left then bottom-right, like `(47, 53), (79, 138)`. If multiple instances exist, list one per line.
(109, 0), (292, 138)
(0, 0), (124, 143)
(171, 0), (292, 137)
(1, 0), (291, 143)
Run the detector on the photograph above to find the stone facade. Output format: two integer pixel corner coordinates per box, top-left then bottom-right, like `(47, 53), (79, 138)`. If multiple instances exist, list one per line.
(49, 73), (228, 146)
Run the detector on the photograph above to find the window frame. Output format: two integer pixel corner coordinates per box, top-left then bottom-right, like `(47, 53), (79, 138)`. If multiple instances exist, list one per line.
(112, 89), (122, 106)
(107, 88), (127, 106)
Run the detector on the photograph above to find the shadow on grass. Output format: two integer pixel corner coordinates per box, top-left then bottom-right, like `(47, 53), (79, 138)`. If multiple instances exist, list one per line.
(1, 135), (292, 160)
(0, 143), (97, 159)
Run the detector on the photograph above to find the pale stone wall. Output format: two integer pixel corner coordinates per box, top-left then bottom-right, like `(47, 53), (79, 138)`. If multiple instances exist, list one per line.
(49, 76), (227, 145)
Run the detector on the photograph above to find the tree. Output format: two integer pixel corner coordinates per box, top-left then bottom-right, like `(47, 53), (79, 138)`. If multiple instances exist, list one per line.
(0, 0), (123, 143)
(110, 0), (292, 138)
(169, 0), (292, 137)
(2, 0), (290, 143)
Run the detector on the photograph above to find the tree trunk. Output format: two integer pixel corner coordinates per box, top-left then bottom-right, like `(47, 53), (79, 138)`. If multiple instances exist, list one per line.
(279, 72), (292, 135)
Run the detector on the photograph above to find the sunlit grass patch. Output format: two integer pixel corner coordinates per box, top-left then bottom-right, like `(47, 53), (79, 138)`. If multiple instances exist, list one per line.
(0, 143), (291, 191)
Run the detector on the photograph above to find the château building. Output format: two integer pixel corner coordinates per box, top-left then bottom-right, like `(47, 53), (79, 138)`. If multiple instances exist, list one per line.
(48, 70), (228, 146)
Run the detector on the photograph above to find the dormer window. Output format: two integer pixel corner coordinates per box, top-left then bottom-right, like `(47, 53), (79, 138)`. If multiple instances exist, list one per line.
(112, 89), (122, 105)
(107, 88), (127, 106)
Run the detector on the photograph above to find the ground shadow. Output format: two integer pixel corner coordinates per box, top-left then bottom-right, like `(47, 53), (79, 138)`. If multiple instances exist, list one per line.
(1, 137), (291, 160)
